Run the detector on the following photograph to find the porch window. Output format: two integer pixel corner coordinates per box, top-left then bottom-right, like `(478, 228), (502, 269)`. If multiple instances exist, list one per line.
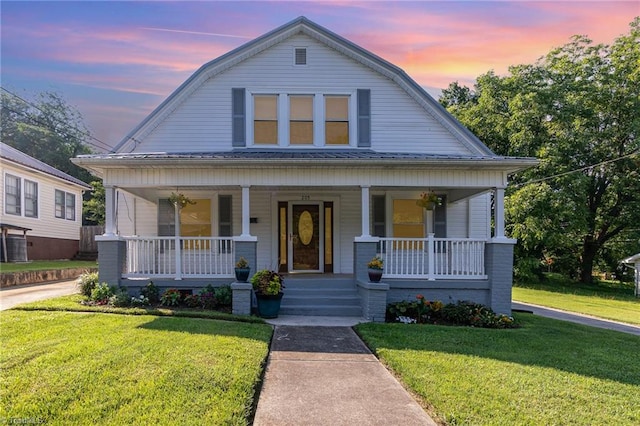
(4, 174), (21, 216)
(180, 199), (211, 237)
(392, 199), (424, 238)
(254, 95), (278, 144)
(289, 95), (313, 144)
(325, 95), (349, 145)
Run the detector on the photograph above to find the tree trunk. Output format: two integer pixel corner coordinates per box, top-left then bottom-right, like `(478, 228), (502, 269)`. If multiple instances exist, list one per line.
(580, 237), (599, 284)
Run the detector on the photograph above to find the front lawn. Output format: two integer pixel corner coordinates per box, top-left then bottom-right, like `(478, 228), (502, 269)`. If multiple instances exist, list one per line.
(514, 275), (640, 325)
(356, 314), (640, 426)
(0, 310), (272, 425)
(1, 260), (97, 273)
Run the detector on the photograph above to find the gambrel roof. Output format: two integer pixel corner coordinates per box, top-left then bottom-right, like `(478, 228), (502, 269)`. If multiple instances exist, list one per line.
(111, 16), (495, 156)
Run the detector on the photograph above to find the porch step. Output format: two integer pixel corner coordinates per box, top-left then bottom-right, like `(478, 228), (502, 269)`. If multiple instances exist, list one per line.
(279, 276), (362, 317)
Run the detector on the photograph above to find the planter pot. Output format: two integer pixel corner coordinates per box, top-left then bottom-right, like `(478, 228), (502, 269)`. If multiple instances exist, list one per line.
(256, 293), (284, 318)
(368, 268), (383, 283)
(235, 267), (250, 282)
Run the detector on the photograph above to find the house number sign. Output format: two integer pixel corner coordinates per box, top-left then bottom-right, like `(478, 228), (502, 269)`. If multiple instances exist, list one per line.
(301, 195), (310, 201)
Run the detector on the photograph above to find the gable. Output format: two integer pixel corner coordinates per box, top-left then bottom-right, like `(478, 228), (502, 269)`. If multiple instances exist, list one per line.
(114, 17), (493, 157)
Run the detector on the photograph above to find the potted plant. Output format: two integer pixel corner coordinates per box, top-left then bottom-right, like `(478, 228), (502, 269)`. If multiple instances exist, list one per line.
(234, 257), (251, 282)
(251, 269), (284, 318)
(367, 256), (384, 283)
(168, 192), (196, 209)
(416, 191), (441, 211)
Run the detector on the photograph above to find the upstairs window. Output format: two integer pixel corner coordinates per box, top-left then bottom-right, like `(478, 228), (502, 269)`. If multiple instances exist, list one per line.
(254, 95), (278, 144)
(290, 95), (313, 145)
(325, 95), (349, 145)
(24, 180), (38, 218)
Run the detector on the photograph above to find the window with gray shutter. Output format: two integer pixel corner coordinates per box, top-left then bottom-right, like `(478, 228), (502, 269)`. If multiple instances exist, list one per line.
(357, 89), (371, 147)
(232, 88), (246, 147)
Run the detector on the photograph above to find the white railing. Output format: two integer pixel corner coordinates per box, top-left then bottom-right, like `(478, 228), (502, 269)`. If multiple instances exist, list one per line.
(378, 236), (486, 280)
(124, 237), (235, 279)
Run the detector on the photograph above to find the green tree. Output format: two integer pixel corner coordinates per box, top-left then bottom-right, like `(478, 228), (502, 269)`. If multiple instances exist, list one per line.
(1, 90), (94, 183)
(83, 180), (105, 226)
(441, 18), (640, 283)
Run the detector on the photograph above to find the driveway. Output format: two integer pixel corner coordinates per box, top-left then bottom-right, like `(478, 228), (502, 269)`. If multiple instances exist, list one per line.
(0, 280), (79, 311)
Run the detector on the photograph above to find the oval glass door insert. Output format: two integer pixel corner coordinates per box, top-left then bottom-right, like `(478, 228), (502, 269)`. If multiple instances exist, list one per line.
(298, 210), (314, 245)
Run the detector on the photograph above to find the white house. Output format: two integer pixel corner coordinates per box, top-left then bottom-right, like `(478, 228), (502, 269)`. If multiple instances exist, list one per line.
(621, 253), (640, 297)
(1, 142), (91, 261)
(73, 17), (536, 320)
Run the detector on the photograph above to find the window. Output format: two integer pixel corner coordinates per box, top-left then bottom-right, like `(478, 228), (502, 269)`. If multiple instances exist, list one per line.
(180, 199), (211, 237)
(55, 190), (75, 221)
(325, 95), (349, 145)
(294, 48), (307, 65)
(5, 174), (21, 215)
(392, 199), (424, 238)
(254, 95), (278, 144)
(290, 95), (313, 144)
(24, 180), (38, 218)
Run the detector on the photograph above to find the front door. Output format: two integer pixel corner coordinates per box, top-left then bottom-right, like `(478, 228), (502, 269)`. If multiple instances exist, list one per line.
(290, 203), (322, 272)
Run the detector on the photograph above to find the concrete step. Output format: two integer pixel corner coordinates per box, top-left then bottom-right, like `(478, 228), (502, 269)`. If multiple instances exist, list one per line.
(283, 295), (361, 306)
(279, 304), (363, 317)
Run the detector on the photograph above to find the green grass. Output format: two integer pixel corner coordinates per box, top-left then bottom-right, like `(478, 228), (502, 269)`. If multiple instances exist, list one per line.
(356, 315), (640, 426)
(0, 260), (97, 273)
(514, 275), (640, 325)
(0, 310), (272, 425)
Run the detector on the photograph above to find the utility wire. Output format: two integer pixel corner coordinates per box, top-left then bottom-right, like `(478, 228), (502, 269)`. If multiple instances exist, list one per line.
(514, 149), (640, 188)
(1, 87), (114, 152)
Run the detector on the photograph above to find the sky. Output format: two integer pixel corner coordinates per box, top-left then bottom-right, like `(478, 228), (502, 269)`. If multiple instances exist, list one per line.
(1, 1), (638, 152)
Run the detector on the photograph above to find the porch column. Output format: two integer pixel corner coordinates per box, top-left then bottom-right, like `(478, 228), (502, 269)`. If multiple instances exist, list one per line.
(494, 188), (506, 239)
(241, 185), (251, 238)
(360, 185), (371, 238)
(104, 185), (117, 236)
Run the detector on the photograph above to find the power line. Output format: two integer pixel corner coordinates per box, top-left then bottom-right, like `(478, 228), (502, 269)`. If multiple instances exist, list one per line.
(514, 149), (640, 188)
(1, 87), (114, 152)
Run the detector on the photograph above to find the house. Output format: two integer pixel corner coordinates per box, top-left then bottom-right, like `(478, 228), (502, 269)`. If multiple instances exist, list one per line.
(621, 253), (640, 297)
(1, 143), (91, 261)
(72, 17), (537, 320)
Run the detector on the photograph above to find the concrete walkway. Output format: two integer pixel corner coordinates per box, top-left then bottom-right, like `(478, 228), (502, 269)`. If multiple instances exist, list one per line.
(253, 325), (436, 426)
(513, 301), (640, 336)
(0, 279), (78, 311)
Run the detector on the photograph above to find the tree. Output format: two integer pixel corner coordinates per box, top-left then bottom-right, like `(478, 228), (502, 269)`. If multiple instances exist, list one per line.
(1, 90), (95, 183)
(441, 18), (640, 283)
(83, 180), (105, 226)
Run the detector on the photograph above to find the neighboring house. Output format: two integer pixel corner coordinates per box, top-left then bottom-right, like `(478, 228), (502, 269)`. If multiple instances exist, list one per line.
(73, 17), (537, 320)
(621, 253), (640, 297)
(1, 143), (91, 260)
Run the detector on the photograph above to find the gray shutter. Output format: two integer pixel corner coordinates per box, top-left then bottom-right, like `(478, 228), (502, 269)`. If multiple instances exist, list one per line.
(232, 88), (246, 147)
(357, 89), (371, 147)
(372, 195), (386, 237)
(158, 199), (176, 236)
(434, 196), (447, 238)
(218, 195), (232, 237)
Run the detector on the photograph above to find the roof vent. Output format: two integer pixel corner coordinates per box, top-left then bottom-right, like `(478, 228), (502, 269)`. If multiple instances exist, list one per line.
(294, 48), (307, 65)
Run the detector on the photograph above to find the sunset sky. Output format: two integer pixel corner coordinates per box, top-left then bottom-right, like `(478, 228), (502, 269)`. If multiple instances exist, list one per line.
(1, 1), (638, 152)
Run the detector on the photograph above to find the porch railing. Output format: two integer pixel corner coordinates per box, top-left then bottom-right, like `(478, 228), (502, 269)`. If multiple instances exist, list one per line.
(378, 236), (486, 280)
(124, 236), (235, 279)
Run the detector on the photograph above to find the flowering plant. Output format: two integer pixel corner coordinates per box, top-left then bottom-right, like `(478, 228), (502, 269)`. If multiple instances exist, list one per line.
(367, 256), (384, 270)
(416, 192), (441, 209)
(168, 192), (195, 209)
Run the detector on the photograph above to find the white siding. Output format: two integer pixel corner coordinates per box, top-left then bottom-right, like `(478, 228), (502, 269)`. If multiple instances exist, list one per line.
(251, 191), (274, 270)
(132, 34), (473, 156)
(447, 199), (469, 238)
(1, 162), (85, 240)
(116, 192), (157, 236)
(338, 191), (360, 273)
(469, 193), (491, 239)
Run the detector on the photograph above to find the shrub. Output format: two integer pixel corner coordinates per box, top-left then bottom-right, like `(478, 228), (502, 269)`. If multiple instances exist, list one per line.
(109, 287), (131, 307)
(183, 294), (202, 308)
(214, 285), (232, 307)
(251, 270), (283, 296)
(78, 272), (99, 298)
(90, 283), (115, 305)
(141, 281), (160, 304)
(130, 295), (149, 306)
(198, 285), (217, 310)
(386, 297), (518, 329)
(160, 288), (181, 306)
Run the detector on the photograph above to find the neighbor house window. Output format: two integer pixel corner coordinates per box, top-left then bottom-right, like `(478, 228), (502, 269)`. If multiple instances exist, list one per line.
(4, 174), (21, 216)
(325, 95), (349, 145)
(254, 95), (278, 144)
(55, 189), (76, 220)
(24, 180), (38, 218)
(290, 95), (313, 144)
